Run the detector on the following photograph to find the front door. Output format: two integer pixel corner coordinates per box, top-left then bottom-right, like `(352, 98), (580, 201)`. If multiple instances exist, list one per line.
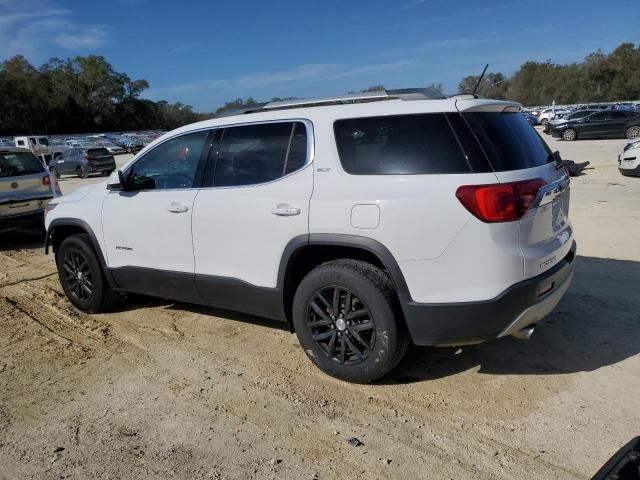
(101, 130), (210, 301)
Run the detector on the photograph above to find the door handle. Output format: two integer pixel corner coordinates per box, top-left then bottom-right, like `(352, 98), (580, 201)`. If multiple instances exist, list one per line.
(167, 202), (189, 213)
(271, 204), (301, 216)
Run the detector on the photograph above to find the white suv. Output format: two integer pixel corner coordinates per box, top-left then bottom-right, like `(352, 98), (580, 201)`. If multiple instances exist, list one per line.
(44, 91), (576, 383)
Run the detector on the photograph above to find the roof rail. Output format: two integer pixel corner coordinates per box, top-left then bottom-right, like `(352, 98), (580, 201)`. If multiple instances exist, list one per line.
(212, 87), (445, 118)
(263, 90), (392, 110)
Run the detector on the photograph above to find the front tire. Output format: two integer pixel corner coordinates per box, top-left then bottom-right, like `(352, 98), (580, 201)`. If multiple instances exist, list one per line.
(56, 234), (116, 313)
(562, 128), (577, 141)
(292, 260), (408, 383)
(626, 126), (640, 140)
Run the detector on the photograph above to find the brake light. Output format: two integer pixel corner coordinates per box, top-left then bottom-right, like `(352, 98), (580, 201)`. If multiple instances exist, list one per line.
(456, 178), (546, 223)
(42, 174), (58, 187)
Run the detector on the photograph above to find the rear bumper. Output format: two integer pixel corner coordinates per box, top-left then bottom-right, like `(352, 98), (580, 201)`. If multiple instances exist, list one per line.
(88, 161), (116, 173)
(400, 241), (576, 346)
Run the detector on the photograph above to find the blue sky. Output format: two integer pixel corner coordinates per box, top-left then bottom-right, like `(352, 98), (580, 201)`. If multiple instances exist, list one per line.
(1, 0), (639, 111)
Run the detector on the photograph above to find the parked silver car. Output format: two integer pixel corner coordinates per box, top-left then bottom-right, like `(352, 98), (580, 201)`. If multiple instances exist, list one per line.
(94, 140), (125, 155)
(0, 147), (60, 232)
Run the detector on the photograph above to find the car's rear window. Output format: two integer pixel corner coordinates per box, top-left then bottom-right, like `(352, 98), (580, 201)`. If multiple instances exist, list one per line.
(87, 148), (110, 157)
(0, 151), (44, 177)
(462, 112), (553, 171)
(334, 113), (473, 175)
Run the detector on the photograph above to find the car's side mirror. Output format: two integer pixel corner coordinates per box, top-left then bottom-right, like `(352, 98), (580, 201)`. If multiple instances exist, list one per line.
(107, 170), (126, 191)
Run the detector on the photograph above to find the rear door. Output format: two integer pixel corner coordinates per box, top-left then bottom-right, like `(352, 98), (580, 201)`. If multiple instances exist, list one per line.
(605, 111), (630, 138)
(580, 111), (609, 137)
(460, 107), (573, 279)
(56, 149), (76, 174)
(191, 121), (313, 317)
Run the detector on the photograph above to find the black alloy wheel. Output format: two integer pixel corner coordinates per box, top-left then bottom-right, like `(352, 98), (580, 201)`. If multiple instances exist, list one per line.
(61, 249), (94, 302)
(307, 286), (375, 365)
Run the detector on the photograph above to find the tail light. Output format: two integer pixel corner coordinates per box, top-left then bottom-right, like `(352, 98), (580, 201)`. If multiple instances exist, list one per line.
(456, 178), (546, 223)
(42, 174), (58, 187)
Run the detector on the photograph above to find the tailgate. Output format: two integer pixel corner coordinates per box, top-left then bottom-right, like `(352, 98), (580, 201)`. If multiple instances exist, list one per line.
(498, 164), (573, 278)
(458, 106), (575, 279)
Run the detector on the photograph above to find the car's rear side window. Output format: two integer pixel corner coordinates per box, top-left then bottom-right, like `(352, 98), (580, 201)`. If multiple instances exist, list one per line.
(334, 113), (472, 175)
(0, 152), (44, 177)
(462, 112), (552, 171)
(210, 121), (308, 187)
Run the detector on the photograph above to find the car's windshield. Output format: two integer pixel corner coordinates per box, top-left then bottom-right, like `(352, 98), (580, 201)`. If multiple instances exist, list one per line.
(0, 151), (44, 177)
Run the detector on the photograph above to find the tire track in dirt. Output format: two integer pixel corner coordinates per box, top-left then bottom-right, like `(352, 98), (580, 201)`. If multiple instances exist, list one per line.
(0, 281), (110, 349)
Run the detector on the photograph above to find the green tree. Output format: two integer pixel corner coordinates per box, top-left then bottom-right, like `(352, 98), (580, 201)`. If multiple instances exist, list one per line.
(458, 72), (510, 99)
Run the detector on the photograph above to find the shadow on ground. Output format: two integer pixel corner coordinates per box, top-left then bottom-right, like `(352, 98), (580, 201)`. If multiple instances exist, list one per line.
(0, 228), (45, 252)
(389, 255), (640, 383)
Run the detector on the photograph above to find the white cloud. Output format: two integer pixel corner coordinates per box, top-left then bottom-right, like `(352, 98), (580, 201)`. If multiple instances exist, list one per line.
(0, 0), (109, 60)
(55, 26), (109, 49)
(399, 0), (429, 10)
(147, 60), (415, 98)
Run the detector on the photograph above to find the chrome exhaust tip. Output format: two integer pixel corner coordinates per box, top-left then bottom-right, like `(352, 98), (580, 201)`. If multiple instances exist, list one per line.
(511, 325), (535, 340)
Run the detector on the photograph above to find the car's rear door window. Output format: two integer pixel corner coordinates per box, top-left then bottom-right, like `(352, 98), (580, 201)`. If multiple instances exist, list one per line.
(210, 121), (308, 187)
(462, 112), (553, 171)
(334, 113), (473, 175)
(0, 151), (44, 177)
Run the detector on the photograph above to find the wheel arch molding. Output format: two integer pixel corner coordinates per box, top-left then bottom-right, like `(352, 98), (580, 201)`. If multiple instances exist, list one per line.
(46, 218), (118, 289)
(278, 234), (411, 326)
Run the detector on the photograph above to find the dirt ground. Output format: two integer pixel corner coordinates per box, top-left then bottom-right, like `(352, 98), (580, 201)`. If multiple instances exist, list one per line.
(1, 132), (639, 479)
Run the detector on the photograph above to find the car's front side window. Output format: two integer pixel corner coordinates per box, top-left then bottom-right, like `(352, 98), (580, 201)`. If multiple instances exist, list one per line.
(127, 131), (209, 191)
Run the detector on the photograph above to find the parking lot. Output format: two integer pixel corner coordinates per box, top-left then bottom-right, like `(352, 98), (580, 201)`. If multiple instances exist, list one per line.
(1, 131), (639, 479)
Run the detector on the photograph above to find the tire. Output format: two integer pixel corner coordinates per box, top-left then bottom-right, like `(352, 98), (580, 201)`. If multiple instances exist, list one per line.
(625, 125), (640, 140)
(104, 170), (114, 176)
(55, 234), (117, 313)
(76, 165), (88, 179)
(292, 259), (409, 383)
(540, 118), (549, 126)
(562, 128), (577, 141)
(49, 167), (60, 179)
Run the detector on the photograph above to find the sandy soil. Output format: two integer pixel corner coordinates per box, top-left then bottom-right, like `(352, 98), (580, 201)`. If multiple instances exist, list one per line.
(1, 133), (639, 479)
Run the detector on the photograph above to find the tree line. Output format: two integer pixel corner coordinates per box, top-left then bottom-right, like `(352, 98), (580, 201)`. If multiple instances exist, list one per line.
(1, 42), (638, 135)
(0, 55), (202, 135)
(458, 43), (640, 105)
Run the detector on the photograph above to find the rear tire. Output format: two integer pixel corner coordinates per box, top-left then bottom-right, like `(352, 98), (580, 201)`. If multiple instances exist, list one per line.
(562, 128), (577, 141)
(55, 234), (117, 313)
(76, 165), (88, 178)
(49, 167), (60, 179)
(626, 126), (640, 140)
(292, 259), (408, 383)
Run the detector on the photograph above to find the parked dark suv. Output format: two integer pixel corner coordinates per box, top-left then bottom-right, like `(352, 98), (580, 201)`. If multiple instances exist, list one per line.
(551, 110), (640, 141)
(49, 147), (116, 178)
